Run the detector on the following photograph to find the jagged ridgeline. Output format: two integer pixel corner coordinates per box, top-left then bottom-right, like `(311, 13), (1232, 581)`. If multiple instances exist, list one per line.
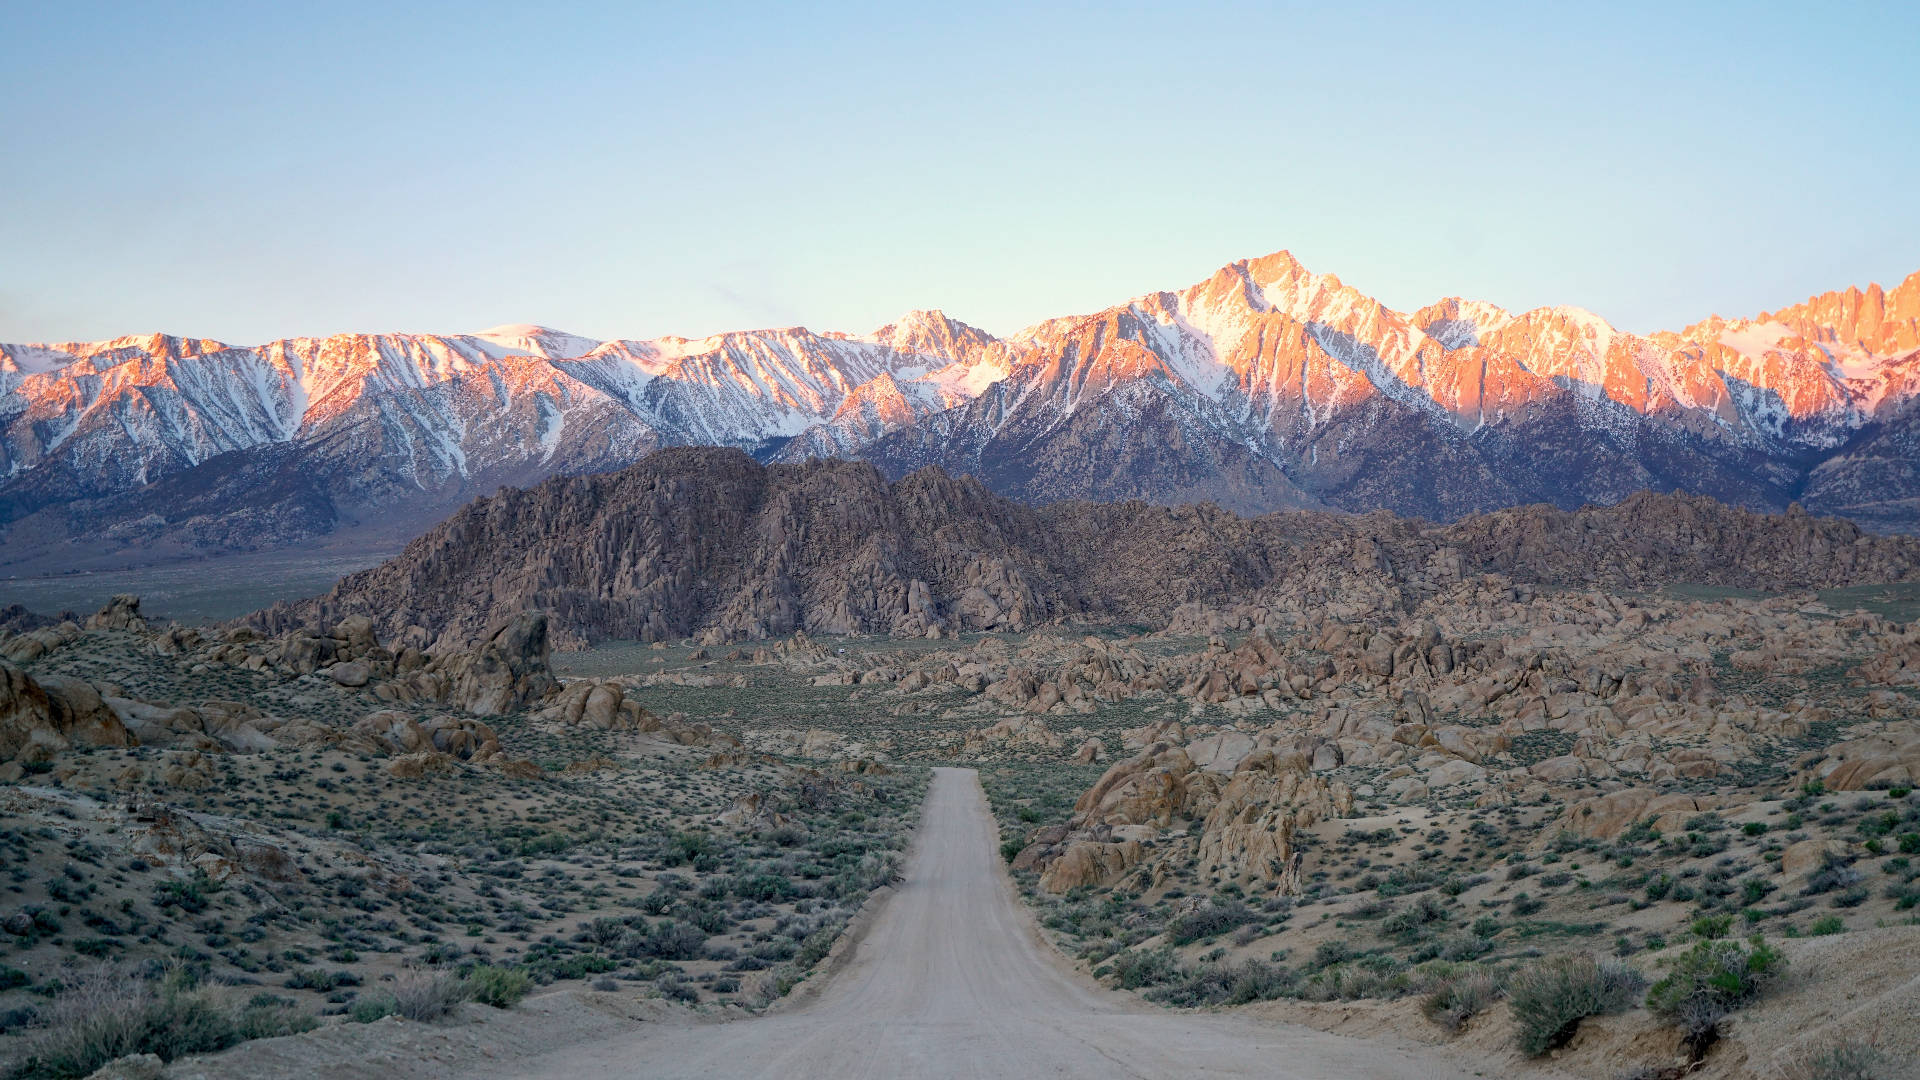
(246, 447), (1920, 650)
(7, 253), (1920, 577)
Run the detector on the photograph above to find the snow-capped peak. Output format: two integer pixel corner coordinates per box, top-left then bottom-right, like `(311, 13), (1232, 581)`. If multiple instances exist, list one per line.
(469, 324), (602, 360)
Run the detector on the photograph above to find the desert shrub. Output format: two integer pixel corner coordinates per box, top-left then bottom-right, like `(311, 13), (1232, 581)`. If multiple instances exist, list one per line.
(1297, 958), (1411, 1002)
(1644, 935), (1784, 1058)
(624, 920), (706, 961)
(1309, 939), (1353, 970)
(1802, 854), (1861, 897)
(6, 964), (298, 1079)
(347, 995), (397, 1023)
(654, 973), (699, 1004)
(1785, 1038), (1892, 1080)
(1112, 946), (1177, 989)
(234, 1000), (317, 1041)
(283, 968), (359, 992)
(792, 922), (844, 969)
(734, 873), (796, 903)
(391, 970), (468, 1021)
(1224, 959), (1296, 1004)
(1691, 914), (1733, 940)
(1377, 864), (1444, 896)
(1422, 968), (1501, 1034)
(1143, 962), (1234, 1007)
(1166, 900), (1254, 946)
(464, 965), (533, 1009)
(1508, 954), (1645, 1056)
(1380, 894), (1448, 942)
(1437, 931), (1495, 962)
(1644, 872), (1674, 901)
(153, 875), (212, 914)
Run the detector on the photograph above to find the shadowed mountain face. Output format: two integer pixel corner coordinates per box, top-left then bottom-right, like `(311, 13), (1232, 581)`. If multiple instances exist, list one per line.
(245, 448), (1920, 650)
(6, 255), (1919, 572)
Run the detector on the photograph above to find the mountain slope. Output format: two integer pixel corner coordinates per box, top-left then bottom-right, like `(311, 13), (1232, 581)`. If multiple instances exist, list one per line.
(0, 316), (995, 569)
(6, 253), (1919, 571)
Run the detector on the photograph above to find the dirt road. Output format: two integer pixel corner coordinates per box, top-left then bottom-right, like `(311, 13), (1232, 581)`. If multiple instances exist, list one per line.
(470, 767), (1480, 1079)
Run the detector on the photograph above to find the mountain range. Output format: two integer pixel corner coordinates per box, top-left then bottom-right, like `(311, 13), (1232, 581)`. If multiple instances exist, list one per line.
(5, 250), (1918, 572)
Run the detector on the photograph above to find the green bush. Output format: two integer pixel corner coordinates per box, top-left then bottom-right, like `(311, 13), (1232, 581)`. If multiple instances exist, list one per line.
(1508, 954), (1644, 1056)
(734, 873), (796, 903)
(1645, 935), (1785, 1057)
(464, 965), (533, 1009)
(1691, 914), (1733, 940)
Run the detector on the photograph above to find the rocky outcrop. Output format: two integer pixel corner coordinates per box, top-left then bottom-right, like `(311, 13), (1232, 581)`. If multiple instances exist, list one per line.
(1021, 737), (1352, 895)
(441, 611), (557, 715)
(1805, 731), (1920, 791)
(242, 450), (1920, 648)
(539, 680), (738, 747)
(0, 660), (135, 764)
(84, 594), (148, 632)
(0, 661), (135, 760)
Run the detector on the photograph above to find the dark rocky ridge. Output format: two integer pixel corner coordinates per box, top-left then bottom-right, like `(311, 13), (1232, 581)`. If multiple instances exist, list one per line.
(245, 448), (1920, 650)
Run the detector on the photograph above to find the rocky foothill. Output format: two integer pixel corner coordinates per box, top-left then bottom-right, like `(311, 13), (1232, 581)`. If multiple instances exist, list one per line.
(246, 449), (1920, 652)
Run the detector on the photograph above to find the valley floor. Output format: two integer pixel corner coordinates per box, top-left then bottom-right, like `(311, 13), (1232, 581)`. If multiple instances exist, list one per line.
(173, 768), (1492, 1080)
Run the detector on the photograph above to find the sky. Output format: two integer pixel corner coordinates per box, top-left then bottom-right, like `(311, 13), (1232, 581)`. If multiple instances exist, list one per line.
(4, 0), (1918, 345)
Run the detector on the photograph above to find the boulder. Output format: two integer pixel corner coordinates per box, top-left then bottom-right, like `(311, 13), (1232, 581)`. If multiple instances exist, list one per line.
(1427, 759), (1486, 789)
(446, 611), (558, 715)
(333, 614), (378, 653)
(85, 595), (147, 632)
(1779, 837), (1849, 879)
(1, 662), (136, 762)
(1038, 840), (1142, 893)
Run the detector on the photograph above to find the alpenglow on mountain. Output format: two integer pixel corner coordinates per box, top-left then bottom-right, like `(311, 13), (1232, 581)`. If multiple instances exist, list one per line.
(4, 250), (1918, 569)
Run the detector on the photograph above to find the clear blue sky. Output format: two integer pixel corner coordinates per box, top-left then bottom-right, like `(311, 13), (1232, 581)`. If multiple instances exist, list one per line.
(4, 1), (1917, 345)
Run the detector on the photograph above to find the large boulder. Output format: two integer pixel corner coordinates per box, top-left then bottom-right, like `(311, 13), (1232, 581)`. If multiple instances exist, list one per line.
(1, 663), (135, 762)
(447, 611), (557, 715)
(1038, 840), (1143, 893)
(1811, 731), (1920, 791)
